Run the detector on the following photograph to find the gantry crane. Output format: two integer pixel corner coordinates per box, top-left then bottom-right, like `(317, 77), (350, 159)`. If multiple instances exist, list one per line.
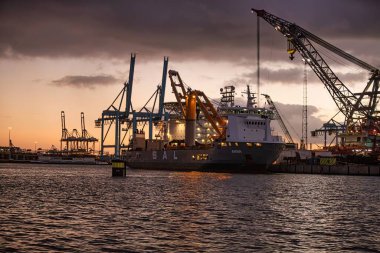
(80, 112), (98, 153)
(251, 8), (380, 150)
(60, 111), (98, 154)
(60, 111), (69, 152)
(95, 54), (169, 158)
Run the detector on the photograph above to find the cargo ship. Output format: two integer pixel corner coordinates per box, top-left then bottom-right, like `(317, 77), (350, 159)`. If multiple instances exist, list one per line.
(121, 71), (284, 172)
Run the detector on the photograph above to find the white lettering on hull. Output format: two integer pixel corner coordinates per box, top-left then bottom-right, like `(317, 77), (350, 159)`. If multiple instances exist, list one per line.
(151, 151), (179, 160)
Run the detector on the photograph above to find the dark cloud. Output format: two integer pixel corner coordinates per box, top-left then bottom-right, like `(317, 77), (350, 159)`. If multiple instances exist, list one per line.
(0, 0), (379, 66)
(248, 67), (304, 84)
(51, 75), (120, 89)
(226, 65), (368, 90)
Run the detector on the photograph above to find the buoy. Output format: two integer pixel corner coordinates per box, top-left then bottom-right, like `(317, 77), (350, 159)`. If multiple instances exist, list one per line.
(112, 159), (126, 177)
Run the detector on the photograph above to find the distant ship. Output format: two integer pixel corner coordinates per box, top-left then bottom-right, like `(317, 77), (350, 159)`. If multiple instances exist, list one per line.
(122, 84), (284, 172)
(36, 153), (97, 165)
(34, 148), (109, 165)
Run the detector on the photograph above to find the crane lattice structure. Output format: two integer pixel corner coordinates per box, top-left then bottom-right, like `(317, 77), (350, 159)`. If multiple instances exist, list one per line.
(252, 8), (380, 150)
(300, 62), (308, 150)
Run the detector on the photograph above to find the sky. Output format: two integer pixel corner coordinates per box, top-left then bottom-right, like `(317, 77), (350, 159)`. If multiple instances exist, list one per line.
(1, 0), (379, 151)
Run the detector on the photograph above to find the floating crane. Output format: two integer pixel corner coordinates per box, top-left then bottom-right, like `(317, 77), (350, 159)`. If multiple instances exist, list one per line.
(251, 8), (380, 152)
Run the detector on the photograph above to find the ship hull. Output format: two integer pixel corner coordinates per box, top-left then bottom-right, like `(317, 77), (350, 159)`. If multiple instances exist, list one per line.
(124, 142), (284, 173)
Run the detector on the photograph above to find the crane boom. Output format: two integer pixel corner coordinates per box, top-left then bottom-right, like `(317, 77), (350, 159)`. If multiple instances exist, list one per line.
(263, 94), (294, 143)
(251, 9), (378, 73)
(251, 8), (380, 129)
(168, 70), (187, 117)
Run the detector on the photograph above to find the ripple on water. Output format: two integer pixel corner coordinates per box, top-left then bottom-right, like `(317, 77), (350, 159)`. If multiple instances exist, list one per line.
(0, 164), (380, 252)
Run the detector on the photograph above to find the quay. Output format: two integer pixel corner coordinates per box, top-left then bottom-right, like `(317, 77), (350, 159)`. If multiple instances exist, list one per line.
(270, 163), (380, 176)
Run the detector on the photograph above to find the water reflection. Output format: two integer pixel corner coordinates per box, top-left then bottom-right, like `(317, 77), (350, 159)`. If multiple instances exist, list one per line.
(0, 164), (379, 252)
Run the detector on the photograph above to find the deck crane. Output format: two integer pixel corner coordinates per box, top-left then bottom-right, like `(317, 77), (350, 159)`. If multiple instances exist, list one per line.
(168, 70), (227, 141)
(251, 8), (380, 149)
(262, 94), (294, 144)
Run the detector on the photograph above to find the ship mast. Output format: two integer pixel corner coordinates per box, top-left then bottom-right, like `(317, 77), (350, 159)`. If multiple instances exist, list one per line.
(242, 85), (256, 108)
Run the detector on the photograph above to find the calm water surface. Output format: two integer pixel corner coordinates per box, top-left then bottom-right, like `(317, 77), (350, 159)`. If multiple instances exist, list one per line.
(0, 163), (379, 252)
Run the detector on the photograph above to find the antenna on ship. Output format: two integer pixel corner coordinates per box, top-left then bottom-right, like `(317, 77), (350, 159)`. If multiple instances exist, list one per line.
(242, 85), (256, 108)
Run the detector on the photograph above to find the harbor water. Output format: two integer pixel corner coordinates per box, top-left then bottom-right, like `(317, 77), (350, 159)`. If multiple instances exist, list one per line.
(1, 163), (379, 252)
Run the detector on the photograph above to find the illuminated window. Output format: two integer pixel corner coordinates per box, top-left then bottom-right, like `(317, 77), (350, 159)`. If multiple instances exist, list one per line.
(196, 154), (208, 160)
(221, 142), (227, 147)
(246, 143), (253, 147)
(255, 143), (262, 147)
